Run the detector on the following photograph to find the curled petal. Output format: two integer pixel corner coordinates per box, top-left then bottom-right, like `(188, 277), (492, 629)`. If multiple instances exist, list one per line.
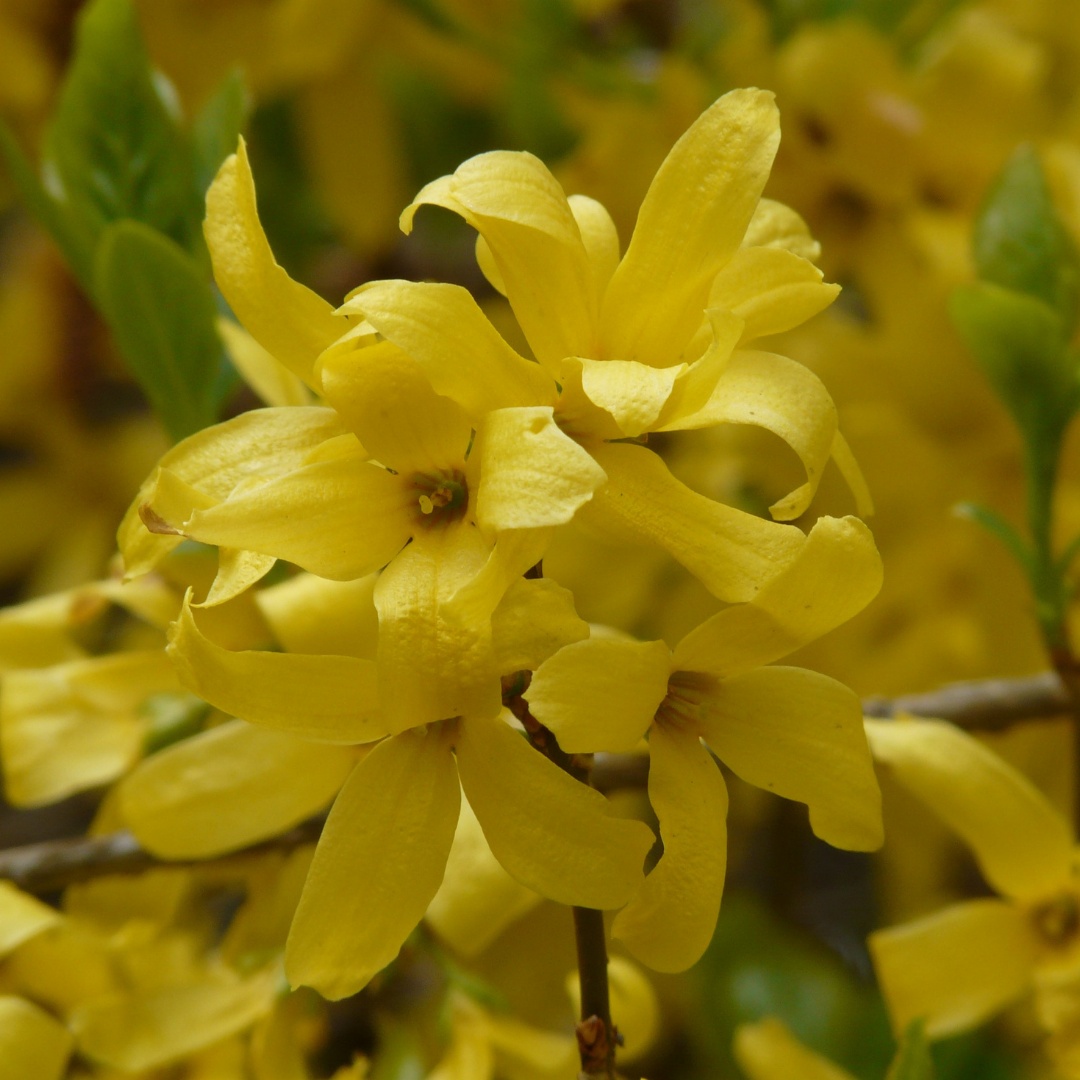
(568, 193), (621, 302)
(120, 720), (355, 858)
(525, 637), (671, 753)
(168, 598), (387, 744)
(865, 718), (1074, 900)
(455, 712), (653, 910)
(205, 139), (345, 388)
(613, 724), (728, 972)
(585, 442), (804, 603)
(699, 667), (883, 851)
(870, 899), (1038, 1039)
(577, 357), (685, 438)
(286, 729), (460, 1000)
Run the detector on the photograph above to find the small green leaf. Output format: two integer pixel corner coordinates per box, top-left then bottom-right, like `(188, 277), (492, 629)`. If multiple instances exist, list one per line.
(0, 121), (96, 292)
(950, 281), (1079, 455)
(953, 502), (1033, 575)
(368, 1017), (426, 1080)
(886, 1020), (934, 1080)
(44, 0), (200, 251)
(140, 692), (210, 755)
(192, 69), (249, 197)
(94, 220), (224, 441)
(974, 146), (1080, 331)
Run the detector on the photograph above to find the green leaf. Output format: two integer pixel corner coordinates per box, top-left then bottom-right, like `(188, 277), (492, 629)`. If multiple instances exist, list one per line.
(44, 0), (200, 252)
(953, 502), (1033, 575)
(950, 281), (1079, 455)
(94, 220), (224, 441)
(974, 146), (1080, 332)
(887, 1021), (934, 1080)
(0, 121), (96, 292)
(192, 69), (249, 198)
(140, 692), (210, 755)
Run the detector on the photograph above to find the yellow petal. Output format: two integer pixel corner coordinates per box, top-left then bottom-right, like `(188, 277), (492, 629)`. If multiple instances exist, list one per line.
(426, 794), (541, 957)
(673, 516), (882, 677)
(0, 883), (60, 958)
(565, 957), (660, 1062)
(217, 318), (312, 408)
(708, 246), (839, 343)
(864, 718), (1074, 900)
(205, 139), (345, 388)
(120, 406), (348, 577)
(585, 443), (804, 603)
(286, 729), (460, 999)
(612, 724), (728, 973)
(568, 193), (621, 302)
(256, 573), (379, 659)
(869, 900), (1038, 1039)
(659, 349), (837, 521)
(72, 963), (280, 1071)
(319, 340), (473, 474)
(525, 637), (671, 753)
(734, 1018), (855, 1080)
(373, 526), (501, 731)
(490, 577), (589, 675)
(200, 549), (277, 608)
(0, 997), (72, 1080)
(455, 712), (653, 909)
(600, 89), (780, 367)
(120, 719), (355, 857)
(401, 151), (595, 370)
(183, 450), (413, 581)
(337, 280), (552, 416)
(475, 407), (607, 531)
(699, 667), (883, 851)
(168, 598), (387, 744)
(487, 1014), (577, 1078)
(428, 998), (494, 1080)
(577, 357), (685, 437)
(654, 309), (745, 427)
(743, 198), (821, 261)
(830, 430), (874, 517)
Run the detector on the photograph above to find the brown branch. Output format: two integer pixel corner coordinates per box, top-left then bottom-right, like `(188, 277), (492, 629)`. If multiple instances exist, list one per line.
(1, 671), (1072, 897)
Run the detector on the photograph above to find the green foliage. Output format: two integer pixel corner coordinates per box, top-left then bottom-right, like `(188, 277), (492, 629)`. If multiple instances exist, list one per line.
(192, 70), (250, 199)
(952, 502), (1033, 576)
(973, 146), (1080, 334)
(94, 221), (227, 441)
(367, 1017), (426, 1080)
(887, 1021), (933, 1080)
(140, 692), (210, 755)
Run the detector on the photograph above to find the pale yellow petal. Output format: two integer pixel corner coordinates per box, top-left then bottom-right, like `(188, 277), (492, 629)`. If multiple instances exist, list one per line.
(183, 451), (413, 581)
(613, 724), (728, 973)
(257, 573), (379, 659)
(487, 1014), (577, 1078)
(865, 718), (1074, 900)
(426, 794), (541, 957)
(217, 318), (312, 408)
(401, 151), (595, 369)
(455, 712), (653, 909)
(205, 139), (345, 388)
(869, 900), (1038, 1038)
(373, 526), (501, 731)
(734, 1018), (854, 1080)
(600, 89), (780, 367)
(565, 957), (660, 1062)
(428, 1000), (494, 1080)
(708, 246), (838, 343)
(830, 430), (874, 517)
(577, 357), (685, 438)
(743, 198), (821, 261)
(699, 667), (883, 851)
(475, 407), (607, 531)
(200, 549), (277, 607)
(286, 729), (460, 1000)
(659, 349), (837, 521)
(168, 598), (387, 743)
(0, 997), (72, 1080)
(120, 719), (355, 857)
(337, 280), (552, 416)
(584, 443), (804, 603)
(72, 964), (280, 1071)
(525, 637), (671, 752)
(0, 883), (60, 958)
(673, 516), (882, 677)
(490, 578), (589, 675)
(318, 340), (473, 474)
(568, 193), (621, 301)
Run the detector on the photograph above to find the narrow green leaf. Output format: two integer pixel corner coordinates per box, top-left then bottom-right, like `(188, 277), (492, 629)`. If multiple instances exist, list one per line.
(974, 145), (1080, 331)
(94, 220), (224, 441)
(950, 281), (1079, 455)
(192, 69), (249, 197)
(953, 502), (1033, 575)
(0, 121), (96, 292)
(44, 0), (201, 251)
(886, 1020), (934, 1080)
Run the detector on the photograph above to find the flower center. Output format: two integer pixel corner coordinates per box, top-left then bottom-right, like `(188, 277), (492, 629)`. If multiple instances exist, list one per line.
(654, 670), (717, 735)
(412, 469), (468, 525)
(1031, 892), (1080, 951)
